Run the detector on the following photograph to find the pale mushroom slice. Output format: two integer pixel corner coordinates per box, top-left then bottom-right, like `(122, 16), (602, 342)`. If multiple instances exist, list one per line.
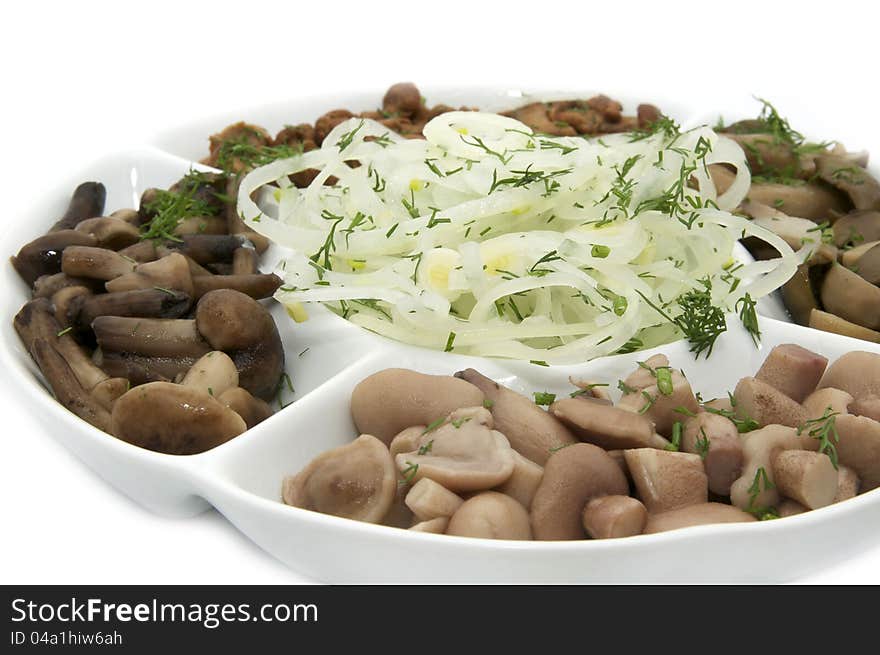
(772, 450), (838, 510)
(835, 414), (880, 491)
(754, 344), (828, 403)
(819, 351), (880, 400)
(582, 496), (647, 539)
(394, 407), (515, 493)
(624, 449), (708, 513)
(283, 435), (397, 524)
(681, 412), (743, 496)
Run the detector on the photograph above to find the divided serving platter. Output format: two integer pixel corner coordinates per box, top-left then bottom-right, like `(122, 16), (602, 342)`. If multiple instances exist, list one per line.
(3, 88), (878, 583)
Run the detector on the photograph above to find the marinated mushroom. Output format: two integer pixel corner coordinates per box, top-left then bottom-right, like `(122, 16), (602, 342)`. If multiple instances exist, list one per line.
(404, 478), (464, 522)
(110, 381), (246, 454)
(454, 368), (576, 465)
(624, 448), (708, 513)
(754, 344), (828, 403)
(351, 369), (484, 445)
(819, 351), (880, 400)
(820, 263), (880, 330)
(393, 407), (515, 493)
(733, 376), (807, 428)
(282, 435), (396, 523)
(616, 362), (699, 438)
(809, 309), (880, 343)
(643, 503), (756, 534)
(446, 492), (532, 540)
(581, 495), (647, 539)
(550, 397), (669, 450)
(771, 450), (838, 510)
(530, 443), (628, 540)
(681, 412), (743, 496)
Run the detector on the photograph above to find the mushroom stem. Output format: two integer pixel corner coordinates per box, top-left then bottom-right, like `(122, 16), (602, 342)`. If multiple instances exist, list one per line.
(74, 217), (140, 250)
(104, 253), (194, 296)
(92, 317), (211, 359)
(49, 181), (106, 232)
(771, 450), (838, 510)
(71, 288), (192, 329)
(95, 351), (196, 385)
(12, 230), (98, 285)
(581, 495), (647, 539)
(192, 273), (281, 300)
(232, 247), (259, 275)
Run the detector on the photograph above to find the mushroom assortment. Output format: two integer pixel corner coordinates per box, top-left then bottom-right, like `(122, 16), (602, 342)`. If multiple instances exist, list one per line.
(711, 104), (880, 343)
(11, 172), (285, 454)
(282, 344), (880, 540)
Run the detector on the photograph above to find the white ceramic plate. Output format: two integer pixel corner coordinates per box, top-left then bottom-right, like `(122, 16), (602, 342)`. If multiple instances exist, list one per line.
(4, 89), (878, 583)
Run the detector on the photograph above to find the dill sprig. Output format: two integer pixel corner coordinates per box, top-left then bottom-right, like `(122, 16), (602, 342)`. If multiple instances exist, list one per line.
(797, 406), (840, 469)
(214, 139), (303, 174)
(637, 279), (727, 358)
(141, 170), (220, 241)
(735, 293), (761, 347)
(746, 466), (778, 519)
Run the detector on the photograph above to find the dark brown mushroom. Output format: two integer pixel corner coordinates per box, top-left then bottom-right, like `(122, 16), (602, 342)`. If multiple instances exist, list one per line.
(744, 181), (849, 221)
(194, 289), (285, 400)
(32, 272), (104, 298)
(110, 381), (246, 454)
(191, 272), (281, 300)
(74, 217), (140, 250)
(49, 181), (106, 232)
(847, 242), (880, 285)
(93, 317), (211, 359)
(95, 351), (195, 385)
(382, 82), (422, 117)
(12, 230), (98, 285)
(68, 287), (192, 329)
(832, 210), (880, 248)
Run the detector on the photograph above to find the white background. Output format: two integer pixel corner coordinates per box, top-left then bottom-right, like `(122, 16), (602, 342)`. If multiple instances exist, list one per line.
(1, 0), (878, 583)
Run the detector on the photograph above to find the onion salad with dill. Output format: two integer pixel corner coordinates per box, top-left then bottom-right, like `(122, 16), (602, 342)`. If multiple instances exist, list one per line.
(237, 110), (816, 364)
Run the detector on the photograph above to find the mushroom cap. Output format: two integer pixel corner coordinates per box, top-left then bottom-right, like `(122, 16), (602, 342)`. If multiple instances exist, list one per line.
(110, 381), (246, 454)
(12, 230), (98, 285)
(643, 503), (757, 534)
(819, 351), (880, 401)
(395, 407), (515, 493)
(389, 425), (427, 459)
(744, 180), (849, 222)
(195, 289), (285, 400)
(106, 252), (194, 297)
(74, 216), (140, 250)
(282, 434), (396, 523)
(624, 448), (708, 513)
(217, 387), (273, 429)
(816, 154), (880, 211)
(848, 243), (880, 286)
(618, 368), (699, 438)
(833, 210), (880, 247)
(848, 394), (880, 422)
(582, 495), (647, 539)
(821, 263), (880, 330)
(455, 368), (576, 464)
(530, 443), (629, 540)
(446, 492), (532, 540)
(351, 369), (484, 445)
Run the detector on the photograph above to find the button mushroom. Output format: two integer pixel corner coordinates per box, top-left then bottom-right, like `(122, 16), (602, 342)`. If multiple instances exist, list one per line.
(617, 363), (699, 438)
(217, 387), (273, 429)
(643, 503), (756, 534)
(49, 181), (107, 232)
(834, 414), (880, 491)
(624, 448), (708, 513)
(495, 451), (544, 509)
(454, 368), (576, 465)
(816, 154), (880, 211)
(12, 231), (98, 286)
(446, 492), (532, 540)
(394, 407), (515, 493)
(351, 369), (484, 445)
(530, 443), (629, 540)
(282, 435), (397, 523)
(409, 517), (449, 534)
(581, 495), (647, 539)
